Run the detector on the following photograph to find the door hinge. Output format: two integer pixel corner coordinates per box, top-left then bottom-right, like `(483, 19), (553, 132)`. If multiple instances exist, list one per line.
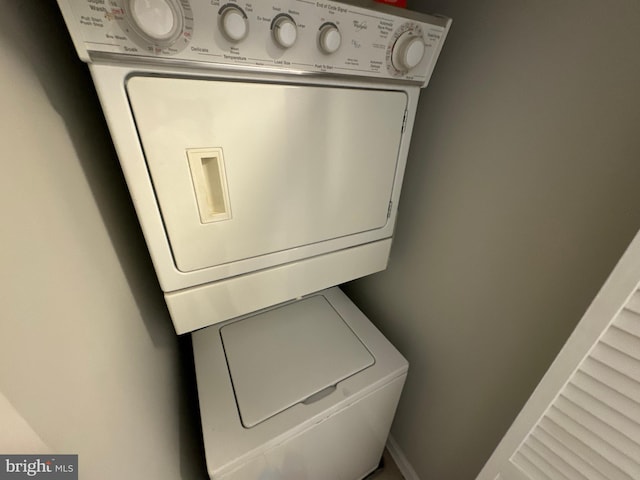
(387, 201), (393, 218)
(401, 110), (408, 133)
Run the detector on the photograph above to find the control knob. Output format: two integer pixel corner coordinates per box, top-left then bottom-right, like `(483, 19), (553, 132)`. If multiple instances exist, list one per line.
(127, 0), (183, 45)
(391, 31), (426, 72)
(272, 15), (297, 49)
(318, 24), (341, 54)
(219, 5), (249, 42)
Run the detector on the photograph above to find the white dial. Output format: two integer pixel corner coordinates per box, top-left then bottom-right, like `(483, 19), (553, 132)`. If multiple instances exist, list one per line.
(391, 32), (426, 72)
(219, 6), (248, 42)
(318, 24), (341, 54)
(128, 0), (181, 43)
(272, 16), (297, 49)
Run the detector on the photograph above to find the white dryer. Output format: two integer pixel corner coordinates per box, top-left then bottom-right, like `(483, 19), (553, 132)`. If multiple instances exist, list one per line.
(56, 0), (450, 478)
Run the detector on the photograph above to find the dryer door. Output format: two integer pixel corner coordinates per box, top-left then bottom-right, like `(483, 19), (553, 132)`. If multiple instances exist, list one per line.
(126, 76), (407, 272)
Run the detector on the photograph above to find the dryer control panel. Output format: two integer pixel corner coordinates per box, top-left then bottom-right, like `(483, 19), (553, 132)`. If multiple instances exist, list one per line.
(57, 0), (451, 86)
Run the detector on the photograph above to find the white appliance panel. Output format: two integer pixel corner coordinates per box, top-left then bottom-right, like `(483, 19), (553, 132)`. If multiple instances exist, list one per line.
(57, 0), (451, 86)
(220, 295), (374, 428)
(127, 76), (407, 272)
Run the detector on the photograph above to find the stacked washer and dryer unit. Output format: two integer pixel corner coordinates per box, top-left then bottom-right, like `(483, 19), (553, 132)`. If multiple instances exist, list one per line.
(57, 1), (450, 478)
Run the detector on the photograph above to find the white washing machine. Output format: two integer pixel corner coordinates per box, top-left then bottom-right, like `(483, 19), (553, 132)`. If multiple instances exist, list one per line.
(193, 287), (409, 479)
(56, 1), (450, 478)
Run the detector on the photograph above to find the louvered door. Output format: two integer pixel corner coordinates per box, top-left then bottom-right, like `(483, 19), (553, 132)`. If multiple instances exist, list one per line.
(477, 231), (640, 480)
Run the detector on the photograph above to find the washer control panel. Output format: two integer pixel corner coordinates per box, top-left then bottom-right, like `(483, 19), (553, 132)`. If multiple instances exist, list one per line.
(57, 0), (450, 85)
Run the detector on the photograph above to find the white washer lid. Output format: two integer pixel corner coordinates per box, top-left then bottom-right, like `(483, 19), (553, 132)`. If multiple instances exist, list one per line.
(220, 295), (375, 428)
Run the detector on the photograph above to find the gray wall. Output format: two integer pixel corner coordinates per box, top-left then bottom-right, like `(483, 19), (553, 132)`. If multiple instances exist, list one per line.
(4, 1), (640, 479)
(0, 2), (206, 478)
(345, 0), (640, 478)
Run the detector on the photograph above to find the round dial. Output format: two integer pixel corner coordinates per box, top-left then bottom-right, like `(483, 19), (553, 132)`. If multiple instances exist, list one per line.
(219, 5), (248, 42)
(127, 0), (183, 45)
(318, 24), (341, 54)
(272, 15), (297, 49)
(391, 32), (426, 72)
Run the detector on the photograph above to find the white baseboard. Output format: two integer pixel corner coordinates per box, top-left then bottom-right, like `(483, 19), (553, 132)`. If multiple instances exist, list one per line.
(386, 435), (420, 480)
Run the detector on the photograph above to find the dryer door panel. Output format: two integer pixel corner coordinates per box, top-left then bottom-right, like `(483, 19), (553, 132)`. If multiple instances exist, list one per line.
(127, 76), (407, 272)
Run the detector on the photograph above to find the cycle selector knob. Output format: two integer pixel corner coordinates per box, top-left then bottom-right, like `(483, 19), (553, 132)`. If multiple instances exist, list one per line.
(318, 24), (341, 54)
(391, 31), (426, 72)
(272, 15), (297, 49)
(219, 5), (249, 42)
(127, 0), (183, 45)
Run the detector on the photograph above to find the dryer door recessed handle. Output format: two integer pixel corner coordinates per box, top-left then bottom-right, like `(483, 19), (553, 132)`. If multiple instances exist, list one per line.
(187, 147), (231, 224)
